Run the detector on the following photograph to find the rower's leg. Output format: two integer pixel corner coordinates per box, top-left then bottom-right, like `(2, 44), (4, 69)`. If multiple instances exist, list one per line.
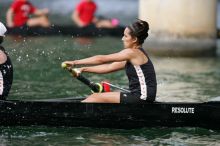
(27, 16), (50, 27)
(95, 19), (119, 28)
(81, 92), (120, 103)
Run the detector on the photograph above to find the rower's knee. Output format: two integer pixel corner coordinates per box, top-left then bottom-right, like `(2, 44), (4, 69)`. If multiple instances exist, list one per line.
(27, 16), (50, 27)
(81, 96), (96, 103)
(81, 93), (96, 102)
(41, 16), (50, 27)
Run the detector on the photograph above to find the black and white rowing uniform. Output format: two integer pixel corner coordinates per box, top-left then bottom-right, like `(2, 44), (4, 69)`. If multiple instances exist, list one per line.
(120, 48), (157, 103)
(0, 46), (13, 99)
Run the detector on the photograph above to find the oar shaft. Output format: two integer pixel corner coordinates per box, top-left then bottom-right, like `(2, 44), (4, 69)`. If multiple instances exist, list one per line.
(66, 68), (102, 93)
(102, 82), (130, 93)
(77, 75), (99, 92)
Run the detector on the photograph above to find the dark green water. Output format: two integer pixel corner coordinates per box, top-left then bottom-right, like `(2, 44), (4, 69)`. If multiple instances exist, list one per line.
(0, 127), (220, 146)
(1, 36), (220, 145)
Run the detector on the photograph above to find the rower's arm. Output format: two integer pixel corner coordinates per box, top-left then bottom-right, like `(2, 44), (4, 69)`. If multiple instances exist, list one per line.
(34, 8), (49, 16)
(66, 49), (134, 66)
(6, 8), (14, 27)
(72, 10), (84, 27)
(80, 61), (126, 74)
(92, 17), (98, 23)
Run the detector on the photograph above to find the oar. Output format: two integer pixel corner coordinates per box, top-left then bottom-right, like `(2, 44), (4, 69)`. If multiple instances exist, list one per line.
(102, 82), (130, 93)
(61, 63), (130, 93)
(62, 63), (103, 93)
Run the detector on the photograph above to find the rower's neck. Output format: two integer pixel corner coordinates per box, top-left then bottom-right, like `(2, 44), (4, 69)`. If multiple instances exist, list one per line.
(131, 45), (142, 50)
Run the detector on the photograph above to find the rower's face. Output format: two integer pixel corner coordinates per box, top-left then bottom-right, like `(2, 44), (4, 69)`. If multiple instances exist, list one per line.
(122, 27), (137, 48)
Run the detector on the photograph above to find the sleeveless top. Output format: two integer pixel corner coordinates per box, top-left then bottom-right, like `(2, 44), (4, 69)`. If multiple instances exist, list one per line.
(125, 48), (157, 101)
(0, 46), (13, 99)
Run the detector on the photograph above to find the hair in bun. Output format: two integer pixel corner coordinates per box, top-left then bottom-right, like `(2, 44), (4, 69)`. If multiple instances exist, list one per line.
(128, 19), (149, 45)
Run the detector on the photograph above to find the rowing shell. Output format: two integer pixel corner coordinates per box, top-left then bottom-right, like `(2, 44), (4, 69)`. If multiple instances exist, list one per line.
(0, 97), (219, 129)
(6, 25), (125, 37)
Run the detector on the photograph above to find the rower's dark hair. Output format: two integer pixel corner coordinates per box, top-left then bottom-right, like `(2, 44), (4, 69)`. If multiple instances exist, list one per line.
(0, 36), (3, 44)
(128, 19), (149, 45)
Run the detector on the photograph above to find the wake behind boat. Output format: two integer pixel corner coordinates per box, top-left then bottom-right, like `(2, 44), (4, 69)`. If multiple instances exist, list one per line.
(6, 25), (125, 37)
(0, 97), (220, 129)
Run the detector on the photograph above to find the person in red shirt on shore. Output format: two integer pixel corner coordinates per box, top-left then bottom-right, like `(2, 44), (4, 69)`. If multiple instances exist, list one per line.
(6, 0), (50, 28)
(72, 0), (119, 28)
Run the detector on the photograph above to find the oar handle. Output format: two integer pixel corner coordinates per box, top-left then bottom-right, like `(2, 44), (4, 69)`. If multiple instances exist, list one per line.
(62, 63), (103, 93)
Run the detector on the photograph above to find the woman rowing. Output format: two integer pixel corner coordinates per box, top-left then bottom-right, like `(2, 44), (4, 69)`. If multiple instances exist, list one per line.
(63, 19), (157, 103)
(6, 0), (50, 28)
(72, 0), (119, 28)
(0, 22), (13, 100)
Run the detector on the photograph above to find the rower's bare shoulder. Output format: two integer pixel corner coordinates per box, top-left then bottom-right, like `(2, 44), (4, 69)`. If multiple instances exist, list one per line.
(120, 48), (136, 55)
(0, 50), (7, 64)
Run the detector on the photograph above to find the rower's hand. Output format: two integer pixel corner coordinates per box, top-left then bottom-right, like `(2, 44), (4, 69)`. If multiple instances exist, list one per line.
(71, 68), (82, 77)
(42, 8), (49, 14)
(77, 21), (86, 27)
(62, 61), (75, 68)
(61, 62), (82, 77)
